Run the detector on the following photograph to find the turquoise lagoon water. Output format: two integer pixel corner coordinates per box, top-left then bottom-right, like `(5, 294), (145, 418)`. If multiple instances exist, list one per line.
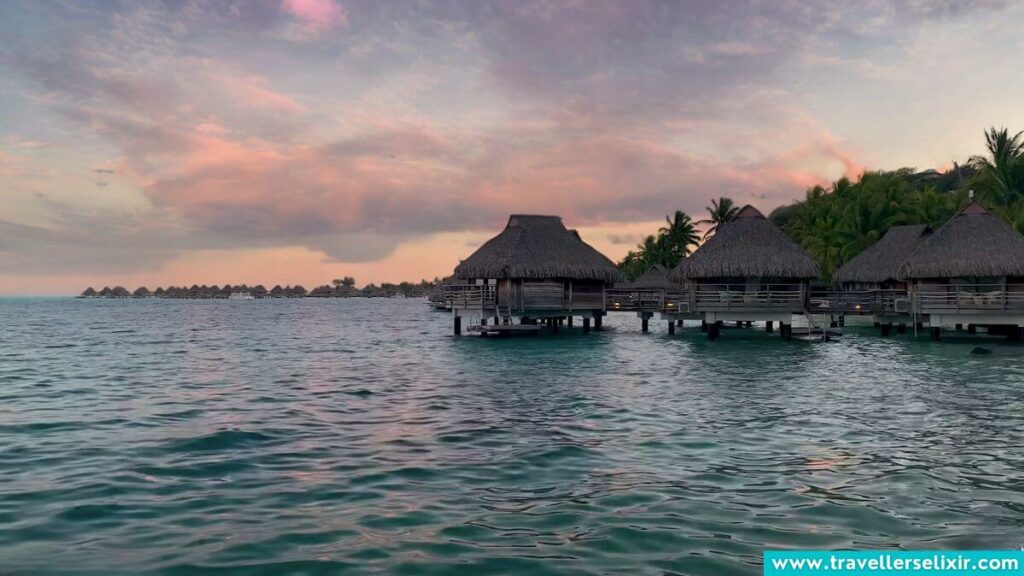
(1, 297), (1023, 575)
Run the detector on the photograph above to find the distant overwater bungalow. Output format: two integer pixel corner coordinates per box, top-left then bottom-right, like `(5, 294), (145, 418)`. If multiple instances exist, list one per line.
(670, 205), (819, 340)
(832, 224), (932, 334)
(446, 215), (623, 335)
(901, 200), (1024, 340)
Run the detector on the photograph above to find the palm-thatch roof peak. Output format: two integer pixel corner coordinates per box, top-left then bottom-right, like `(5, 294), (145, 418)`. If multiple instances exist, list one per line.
(454, 215), (623, 282)
(628, 264), (677, 289)
(735, 205), (765, 219)
(833, 224), (931, 284)
(901, 200), (1024, 279)
(671, 204), (819, 281)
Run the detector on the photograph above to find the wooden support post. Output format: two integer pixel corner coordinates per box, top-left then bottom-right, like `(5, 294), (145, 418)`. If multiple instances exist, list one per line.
(594, 315), (603, 331)
(701, 320), (708, 333)
(881, 323), (892, 337)
(766, 321), (774, 333)
(930, 326), (941, 341)
(481, 318), (487, 326)
(830, 317), (838, 328)
(968, 324), (976, 334)
(583, 317), (591, 333)
(567, 316), (574, 327)
(915, 322), (924, 331)
(668, 320), (675, 335)
(896, 323), (906, 334)
(955, 323), (963, 331)
(838, 315), (845, 327)
(781, 323), (792, 341)
(551, 318), (558, 333)
(453, 316), (462, 335)
(708, 322), (720, 341)
(641, 317), (649, 333)
(873, 321), (881, 328)
(676, 319), (683, 327)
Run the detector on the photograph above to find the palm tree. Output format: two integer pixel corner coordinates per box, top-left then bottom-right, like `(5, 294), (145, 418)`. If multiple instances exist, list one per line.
(659, 210), (700, 262)
(698, 197), (740, 239)
(969, 127), (1024, 203)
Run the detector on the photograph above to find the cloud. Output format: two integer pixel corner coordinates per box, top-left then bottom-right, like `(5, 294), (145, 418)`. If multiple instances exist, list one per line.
(280, 0), (347, 37)
(0, 0), (1018, 286)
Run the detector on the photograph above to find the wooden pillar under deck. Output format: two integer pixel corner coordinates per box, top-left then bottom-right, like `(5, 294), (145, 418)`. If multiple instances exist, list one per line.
(707, 322), (720, 341)
(701, 320), (708, 333)
(881, 323), (892, 337)
(766, 321), (774, 333)
(930, 326), (941, 341)
(968, 324), (976, 334)
(641, 318), (649, 333)
(594, 315), (603, 331)
(567, 316), (574, 327)
(453, 316), (461, 335)
(896, 323), (906, 334)
(955, 323), (963, 331)
(668, 320), (675, 335)
(582, 317), (591, 333)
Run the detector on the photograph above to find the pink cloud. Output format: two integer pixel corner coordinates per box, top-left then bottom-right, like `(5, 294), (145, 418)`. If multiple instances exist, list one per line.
(281, 0), (347, 31)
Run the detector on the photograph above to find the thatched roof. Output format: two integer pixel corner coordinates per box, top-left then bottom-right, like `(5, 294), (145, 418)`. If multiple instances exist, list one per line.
(901, 201), (1024, 279)
(454, 215), (623, 282)
(833, 224), (931, 284)
(628, 264), (677, 289)
(670, 205), (819, 280)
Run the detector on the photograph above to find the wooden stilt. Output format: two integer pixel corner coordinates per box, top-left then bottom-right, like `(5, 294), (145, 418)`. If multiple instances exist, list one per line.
(838, 316), (845, 327)
(567, 316), (574, 327)
(955, 323), (963, 331)
(583, 317), (591, 333)
(453, 316), (462, 335)
(873, 321), (881, 329)
(881, 323), (892, 337)
(594, 315), (603, 331)
(708, 322), (720, 341)
(766, 320), (774, 333)
(968, 324), (976, 334)
(668, 320), (675, 335)
(701, 320), (708, 332)
(930, 326), (941, 341)
(896, 323), (906, 334)
(641, 318), (649, 333)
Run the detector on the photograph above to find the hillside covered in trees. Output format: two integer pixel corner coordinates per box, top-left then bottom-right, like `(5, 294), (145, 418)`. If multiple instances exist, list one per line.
(619, 127), (1024, 281)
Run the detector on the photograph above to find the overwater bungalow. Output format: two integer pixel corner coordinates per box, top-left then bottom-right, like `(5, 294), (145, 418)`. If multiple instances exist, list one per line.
(80, 287), (97, 298)
(831, 224), (931, 333)
(447, 214), (623, 335)
(607, 264), (692, 333)
(900, 200), (1024, 340)
(670, 205), (819, 340)
(132, 286), (151, 298)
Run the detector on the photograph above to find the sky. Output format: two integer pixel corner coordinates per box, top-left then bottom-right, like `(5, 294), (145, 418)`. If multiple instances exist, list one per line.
(2, 0), (1024, 295)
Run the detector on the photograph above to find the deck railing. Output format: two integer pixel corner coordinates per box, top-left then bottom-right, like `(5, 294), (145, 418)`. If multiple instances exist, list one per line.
(914, 284), (1024, 314)
(692, 284), (806, 312)
(444, 285), (497, 309)
(810, 289), (909, 315)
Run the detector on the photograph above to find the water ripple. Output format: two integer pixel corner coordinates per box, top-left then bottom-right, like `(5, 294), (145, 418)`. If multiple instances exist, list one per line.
(0, 298), (1022, 575)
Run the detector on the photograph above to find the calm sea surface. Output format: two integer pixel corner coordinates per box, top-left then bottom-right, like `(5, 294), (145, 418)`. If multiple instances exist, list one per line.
(2, 297), (1024, 575)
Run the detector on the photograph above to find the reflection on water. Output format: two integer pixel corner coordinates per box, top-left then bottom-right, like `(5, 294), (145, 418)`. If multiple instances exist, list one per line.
(1, 298), (1023, 575)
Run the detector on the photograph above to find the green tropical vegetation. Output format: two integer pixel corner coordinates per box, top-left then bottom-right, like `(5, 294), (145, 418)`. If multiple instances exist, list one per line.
(619, 126), (1024, 281)
(618, 210), (700, 280)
